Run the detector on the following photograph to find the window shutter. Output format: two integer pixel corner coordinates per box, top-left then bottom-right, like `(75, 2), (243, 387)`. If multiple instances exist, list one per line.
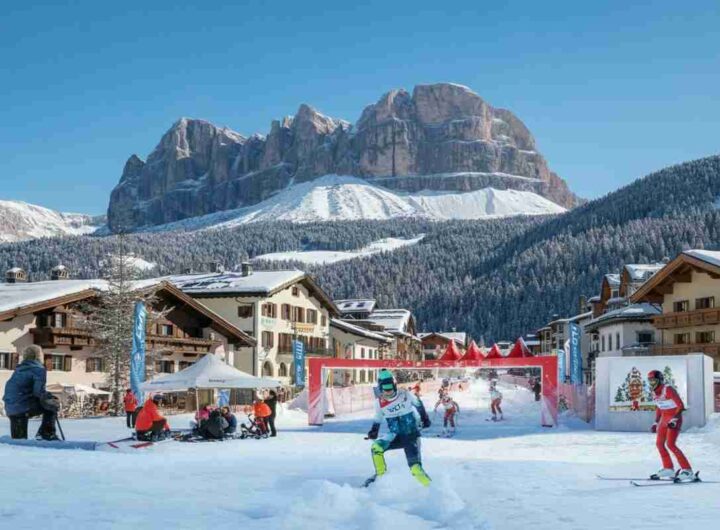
(64, 355), (73, 372)
(86, 358), (92, 372)
(45, 357), (53, 371)
(10, 352), (19, 369)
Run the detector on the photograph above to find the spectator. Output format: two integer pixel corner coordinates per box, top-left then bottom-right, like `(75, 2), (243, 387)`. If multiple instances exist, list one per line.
(252, 397), (272, 435)
(533, 379), (542, 401)
(199, 409), (227, 440)
(190, 404), (211, 430)
(135, 394), (170, 441)
(2, 345), (60, 440)
(220, 406), (237, 435)
(265, 390), (278, 437)
(123, 389), (138, 428)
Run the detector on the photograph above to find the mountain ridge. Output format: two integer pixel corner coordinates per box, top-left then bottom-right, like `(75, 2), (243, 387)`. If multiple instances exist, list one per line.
(0, 200), (104, 243)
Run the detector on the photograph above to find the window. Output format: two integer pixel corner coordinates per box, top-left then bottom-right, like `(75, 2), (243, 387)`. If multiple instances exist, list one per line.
(279, 363), (288, 377)
(637, 331), (655, 344)
(611, 289), (619, 298)
(237, 305), (254, 318)
(292, 286), (300, 297)
(179, 361), (194, 370)
(158, 324), (174, 336)
(615, 333), (620, 350)
(673, 300), (689, 312)
(359, 370), (366, 383)
(0, 352), (10, 370)
(674, 333), (691, 345)
(85, 357), (104, 372)
(279, 333), (293, 352)
(52, 313), (67, 328)
(696, 331), (715, 344)
(696, 297), (715, 310)
(292, 306), (305, 323)
(360, 347), (365, 359)
(262, 331), (275, 348)
(307, 309), (318, 324)
(321, 315), (327, 327)
(281, 304), (291, 320)
(601, 335), (605, 352)
(49, 355), (71, 372)
(155, 360), (175, 373)
(261, 303), (277, 318)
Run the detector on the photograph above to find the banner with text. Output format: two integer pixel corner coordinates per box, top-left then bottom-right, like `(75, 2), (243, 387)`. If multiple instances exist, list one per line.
(569, 323), (583, 384)
(130, 301), (147, 403)
(293, 340), (306, 387)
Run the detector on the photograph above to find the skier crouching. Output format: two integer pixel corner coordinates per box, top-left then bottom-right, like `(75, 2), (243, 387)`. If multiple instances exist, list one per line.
(366, 370), (432, 486)
(434, 394), (460, 436)
(647, 370), (694, 482)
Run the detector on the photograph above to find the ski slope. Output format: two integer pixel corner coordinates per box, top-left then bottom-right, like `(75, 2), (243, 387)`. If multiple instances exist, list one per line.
(1, 380), (718, 529)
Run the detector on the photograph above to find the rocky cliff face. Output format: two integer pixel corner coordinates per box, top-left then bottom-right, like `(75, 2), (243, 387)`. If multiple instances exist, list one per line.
(108, 83), (579, 230)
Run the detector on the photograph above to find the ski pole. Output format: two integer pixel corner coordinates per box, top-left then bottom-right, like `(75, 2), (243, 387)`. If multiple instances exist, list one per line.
(56, 417), (66, 441)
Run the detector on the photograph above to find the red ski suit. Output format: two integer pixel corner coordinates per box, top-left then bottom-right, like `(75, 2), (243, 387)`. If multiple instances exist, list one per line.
(652, 384), (691, 470)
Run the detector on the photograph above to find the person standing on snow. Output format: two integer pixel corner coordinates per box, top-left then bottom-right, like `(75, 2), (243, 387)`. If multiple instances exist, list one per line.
(123, 389), (138, 429)
(489, 381), (503, 421)
(434, 394), (460, 436)
(647, 370), (694, 482)
(365, 370), (432, 486)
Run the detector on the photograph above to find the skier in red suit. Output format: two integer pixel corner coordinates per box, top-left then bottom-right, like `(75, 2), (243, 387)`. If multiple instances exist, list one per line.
(648, 370), (694, 482)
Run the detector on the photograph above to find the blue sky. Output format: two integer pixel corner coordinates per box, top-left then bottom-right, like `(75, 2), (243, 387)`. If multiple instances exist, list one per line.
(2, 0), (719, 215)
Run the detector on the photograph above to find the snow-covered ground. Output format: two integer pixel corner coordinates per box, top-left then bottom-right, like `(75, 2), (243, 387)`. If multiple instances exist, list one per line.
(1, 379), (719, 529)
(0, 200), (102, 243)
(137, 175), (565, 233)
(254, 235), (425, 265)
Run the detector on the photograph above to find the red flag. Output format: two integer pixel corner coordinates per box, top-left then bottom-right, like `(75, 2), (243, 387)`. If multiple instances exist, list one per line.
(460, 340), (485, 361)
(439, 339), (463, 361)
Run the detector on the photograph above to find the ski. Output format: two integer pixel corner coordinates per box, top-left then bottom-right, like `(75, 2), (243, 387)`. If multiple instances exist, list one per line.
(596, 474), (672, 481)
(631, 479), (701, 487)
(363, 475), (378, 487)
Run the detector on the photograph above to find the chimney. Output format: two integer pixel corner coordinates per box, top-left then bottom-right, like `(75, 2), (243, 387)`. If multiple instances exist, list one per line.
(241, 262), (253, 277)
(579, 295), (587, 313)
(182, 267), (193, 274)
(207, 261), (224, 274)
(51, 264), (70, 281)
(5, 267), (27, 284)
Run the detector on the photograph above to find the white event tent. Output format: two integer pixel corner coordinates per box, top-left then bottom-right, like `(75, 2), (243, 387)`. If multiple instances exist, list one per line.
(139, 353), (281, 393)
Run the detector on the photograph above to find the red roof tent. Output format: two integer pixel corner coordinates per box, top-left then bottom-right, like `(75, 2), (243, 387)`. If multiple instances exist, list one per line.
(439, 339), (463, 361)
(507, 337), (533, 358)
(485, 343), (503, 359)
(460, 340), (485, 361)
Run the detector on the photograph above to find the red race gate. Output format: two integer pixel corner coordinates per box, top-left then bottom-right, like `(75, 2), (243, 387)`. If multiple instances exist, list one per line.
(307, 357), (559, 427)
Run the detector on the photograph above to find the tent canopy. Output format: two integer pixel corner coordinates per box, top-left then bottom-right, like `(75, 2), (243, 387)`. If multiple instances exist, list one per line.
(438, 339), (462, 361)
(140, 354), (281, 393)
(460, 340), (485, 361)
(507, 337), (533, 358)
(485, 344), (503, 359)
(46, 383), (111, 396)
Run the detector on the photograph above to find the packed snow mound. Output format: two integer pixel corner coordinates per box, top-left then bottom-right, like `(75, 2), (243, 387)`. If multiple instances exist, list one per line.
(0, 200), (102, 243)
(139, 175), (565, 232)
(254, 235), (425, 265)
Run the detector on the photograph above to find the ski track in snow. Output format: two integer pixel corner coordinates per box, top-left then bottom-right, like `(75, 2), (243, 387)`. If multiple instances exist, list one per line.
(1, 379), (719, 529)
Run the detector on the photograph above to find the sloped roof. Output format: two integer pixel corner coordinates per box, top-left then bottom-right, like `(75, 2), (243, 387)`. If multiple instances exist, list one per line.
(585, 303), (660, 331)
(419, 331), (467, 345)
(365, 309), (413, 333)
(604, 274), (621, 287)
(624, 263), (665, 282)
(330, 318), (391, 343)
(683, 249), (720, 268)
(334, 299), (377, 313)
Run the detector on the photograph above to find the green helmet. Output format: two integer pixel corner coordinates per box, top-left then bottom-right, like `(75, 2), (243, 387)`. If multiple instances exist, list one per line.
(378, 369), (397, 395)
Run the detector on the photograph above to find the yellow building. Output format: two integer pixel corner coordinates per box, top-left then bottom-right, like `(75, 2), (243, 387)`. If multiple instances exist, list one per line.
(631, 250), (720, 370)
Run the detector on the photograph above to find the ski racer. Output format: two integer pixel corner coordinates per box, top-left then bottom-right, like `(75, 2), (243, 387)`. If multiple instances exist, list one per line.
(434, 394), (460, 436)
(489, 381), (503, 421)
(648, 370), (694, 482)
(366, 370), (432, 486)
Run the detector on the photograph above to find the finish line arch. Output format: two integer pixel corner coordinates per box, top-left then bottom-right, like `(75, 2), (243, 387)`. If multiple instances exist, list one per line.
(307, 356), (559, 427)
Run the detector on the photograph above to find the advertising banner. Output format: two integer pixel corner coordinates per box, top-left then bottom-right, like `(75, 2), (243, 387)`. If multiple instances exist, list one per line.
(293, 339), (305, 387)
(569, 323), (583, 384)
(130, 301), (147, 403)
(608, 357), (688, 412)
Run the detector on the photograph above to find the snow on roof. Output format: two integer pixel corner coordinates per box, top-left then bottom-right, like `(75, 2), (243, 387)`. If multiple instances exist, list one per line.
(684, 249), (720, 269)
(568, 311), (593, 323)
(6, 267), (24, 273)
(365, 309), (412, 333)
(168, 270), (305, 295)
(419, 331), (467, 344)
(588, 295), (601, 302)
(0, 279), (107, 314)
(624, 263), (665, 282)
(604, 274), (621, 287)
(330, 318), (391, 343)
(334, 299), (377, 313)
(587, 303), (661, 329)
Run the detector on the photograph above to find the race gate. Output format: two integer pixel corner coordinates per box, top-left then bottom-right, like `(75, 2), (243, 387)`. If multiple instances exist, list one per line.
(307, 357), (559, 427)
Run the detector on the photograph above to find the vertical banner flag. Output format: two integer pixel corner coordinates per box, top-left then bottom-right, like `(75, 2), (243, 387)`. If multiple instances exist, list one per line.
(569, 323), (583, 385)
(217, 389), (230, 407)
(557, 346), (567, 384)
(130, 301), (147, 403)
(293, 339), (306, 387)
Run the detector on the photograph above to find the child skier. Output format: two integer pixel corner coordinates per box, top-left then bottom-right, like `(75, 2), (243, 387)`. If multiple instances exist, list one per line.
(434, 394), (460, 436)
(647, 370), (695, 482)
(489, 380), (503, 421)
(366, 369), (432, 486)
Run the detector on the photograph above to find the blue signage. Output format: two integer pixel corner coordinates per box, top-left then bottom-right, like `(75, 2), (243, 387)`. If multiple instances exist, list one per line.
(293, 340), (305, 387)
(569, 323), (583, 385)
(130, 301), (147, 403)
(556, 348), (566, 384)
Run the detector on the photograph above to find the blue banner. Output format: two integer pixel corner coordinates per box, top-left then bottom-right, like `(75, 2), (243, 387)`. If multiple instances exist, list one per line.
(217, 389), (230, 407)
(569, 323), (583, 385)
(293, 339), (305, 387)
(556, 348), (566, 384)
(130, 301), (147, 403)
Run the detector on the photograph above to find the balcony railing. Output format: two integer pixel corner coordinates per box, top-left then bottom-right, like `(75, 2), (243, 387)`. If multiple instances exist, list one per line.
(277, 346), (334, 357)
(649, 343), (720, 356)
(31, 327), (94, 348)
(653, 308), (720, 329)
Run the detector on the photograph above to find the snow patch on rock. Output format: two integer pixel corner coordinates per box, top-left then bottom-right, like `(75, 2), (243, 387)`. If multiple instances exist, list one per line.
(0, 200), (102, 243)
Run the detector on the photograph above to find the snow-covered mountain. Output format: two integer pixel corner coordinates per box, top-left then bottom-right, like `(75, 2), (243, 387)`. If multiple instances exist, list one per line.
(0, 200), (103, 243)
(139, 175), (565, 232)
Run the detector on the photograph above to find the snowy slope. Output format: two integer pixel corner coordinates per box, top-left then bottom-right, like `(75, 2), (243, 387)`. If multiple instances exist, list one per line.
(254, 235), (425, 265)
(0, 200), (102, 243)
(139, 175), (566, 233)
(1, 380), (718, 530)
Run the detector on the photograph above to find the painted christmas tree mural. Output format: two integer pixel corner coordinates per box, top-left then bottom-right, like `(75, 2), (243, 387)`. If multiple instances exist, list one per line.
(611, 366), (653, 411)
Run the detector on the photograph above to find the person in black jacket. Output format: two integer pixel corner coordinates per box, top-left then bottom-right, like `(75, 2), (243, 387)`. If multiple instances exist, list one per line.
(2, 345), (60, 440)
(265, 390), (278, 437)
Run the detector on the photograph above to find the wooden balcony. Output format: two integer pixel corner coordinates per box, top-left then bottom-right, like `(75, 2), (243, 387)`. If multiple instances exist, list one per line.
(146, 334), (218, 354)
(31, 327), (94, 348)
(653, 308), (720, 329)
(649, 343), (720, 356)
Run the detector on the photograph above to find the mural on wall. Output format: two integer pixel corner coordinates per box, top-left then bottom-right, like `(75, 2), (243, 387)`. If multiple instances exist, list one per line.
(609, 357), (686, 412)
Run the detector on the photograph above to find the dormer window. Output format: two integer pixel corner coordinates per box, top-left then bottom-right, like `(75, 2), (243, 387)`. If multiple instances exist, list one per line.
(292, 286), (300, 297)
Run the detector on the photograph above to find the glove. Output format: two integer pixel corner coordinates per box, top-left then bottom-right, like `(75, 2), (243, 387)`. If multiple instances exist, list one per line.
(668, 418), (679, 430)
(650, 423), (658, 433)
(421, 417), (432, 429)
(366, 424), (379, 440)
